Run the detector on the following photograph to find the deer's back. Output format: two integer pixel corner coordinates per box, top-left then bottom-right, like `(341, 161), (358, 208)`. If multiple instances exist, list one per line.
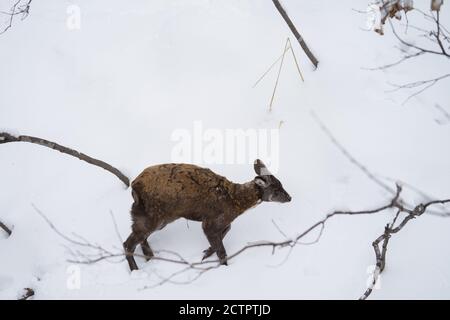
(131, 163), (235, 221)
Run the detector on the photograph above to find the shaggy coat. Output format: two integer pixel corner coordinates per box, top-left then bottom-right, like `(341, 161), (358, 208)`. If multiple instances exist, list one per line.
(124, 160), (290, 271)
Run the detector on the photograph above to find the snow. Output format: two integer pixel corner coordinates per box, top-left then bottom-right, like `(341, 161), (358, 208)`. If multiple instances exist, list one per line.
(0, 0), (449, 299)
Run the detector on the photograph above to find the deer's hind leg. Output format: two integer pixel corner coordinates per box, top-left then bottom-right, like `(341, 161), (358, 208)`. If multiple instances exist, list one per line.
(124, 232), (146, 271)
(124, 203), (155, 271)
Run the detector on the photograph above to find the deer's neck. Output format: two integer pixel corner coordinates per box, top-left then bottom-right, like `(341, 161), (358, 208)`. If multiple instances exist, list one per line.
(230, 180), (262, 217)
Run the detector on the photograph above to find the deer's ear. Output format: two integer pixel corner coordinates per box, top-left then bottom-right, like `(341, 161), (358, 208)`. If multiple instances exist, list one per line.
(255, 176), (268, 188)
(254, 159), (271, 176)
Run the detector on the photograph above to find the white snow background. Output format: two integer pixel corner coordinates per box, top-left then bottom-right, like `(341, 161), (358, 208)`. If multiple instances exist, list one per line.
(0, 0), (449, 299)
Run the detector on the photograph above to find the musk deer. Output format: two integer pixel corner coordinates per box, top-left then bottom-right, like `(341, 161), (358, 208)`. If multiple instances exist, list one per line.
(123, 159), (291, 271)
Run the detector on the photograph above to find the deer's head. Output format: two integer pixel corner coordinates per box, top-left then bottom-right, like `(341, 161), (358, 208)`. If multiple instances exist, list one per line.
(253, 159), (291, 203)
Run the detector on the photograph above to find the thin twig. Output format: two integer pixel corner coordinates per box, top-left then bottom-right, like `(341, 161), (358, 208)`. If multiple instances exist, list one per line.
(253, 44), (291, 88)
(0, 0), (32, 35)
(364, 2), (450, 103)
(388, 73), (450, 105)
(310, 111), (395, 195)
(269, 38), (289, 112)
(287, 37), (305, 82)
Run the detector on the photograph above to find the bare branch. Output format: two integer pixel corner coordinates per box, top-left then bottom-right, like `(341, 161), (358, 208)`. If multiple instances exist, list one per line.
(271, 0), (319, 68)
(389, 17), (449, 57)
(433, 103), (450, 125)
(388, 73), (450, 105)
(363, 51), (425, 70)
(310, 110), (450, 299)
(0, 132), (130, 187)
(0, 220), (12, 236)
(364, 2), (450, 103)
(0, 0), (32, 35)
(310, 111), (396, 195)
(360, 198), (450, 299)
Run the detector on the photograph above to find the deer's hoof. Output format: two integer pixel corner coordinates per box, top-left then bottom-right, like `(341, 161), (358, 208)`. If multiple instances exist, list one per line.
(143, 254), (154, 262)
(202, 247), (215, 261)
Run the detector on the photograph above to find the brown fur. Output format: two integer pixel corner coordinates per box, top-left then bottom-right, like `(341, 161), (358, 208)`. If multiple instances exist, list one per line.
(124, 163), (262, 270)
(124, 160), (291, 271)
(132, 164), (260, 223)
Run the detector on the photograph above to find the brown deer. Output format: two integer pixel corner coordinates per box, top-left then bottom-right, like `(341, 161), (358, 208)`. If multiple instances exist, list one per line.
(123, 159), (291, 271)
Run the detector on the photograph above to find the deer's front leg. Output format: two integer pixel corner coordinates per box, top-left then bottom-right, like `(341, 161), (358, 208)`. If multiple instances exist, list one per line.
(202, 220), (228, 265)
(202, 225), (230, 261)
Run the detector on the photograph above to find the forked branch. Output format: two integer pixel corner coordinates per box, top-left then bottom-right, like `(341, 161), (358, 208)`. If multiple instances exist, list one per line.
(0, 0), (32, 35)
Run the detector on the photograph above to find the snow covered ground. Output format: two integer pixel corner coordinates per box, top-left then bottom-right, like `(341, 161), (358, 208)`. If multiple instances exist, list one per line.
(0, 0), (449, 299)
